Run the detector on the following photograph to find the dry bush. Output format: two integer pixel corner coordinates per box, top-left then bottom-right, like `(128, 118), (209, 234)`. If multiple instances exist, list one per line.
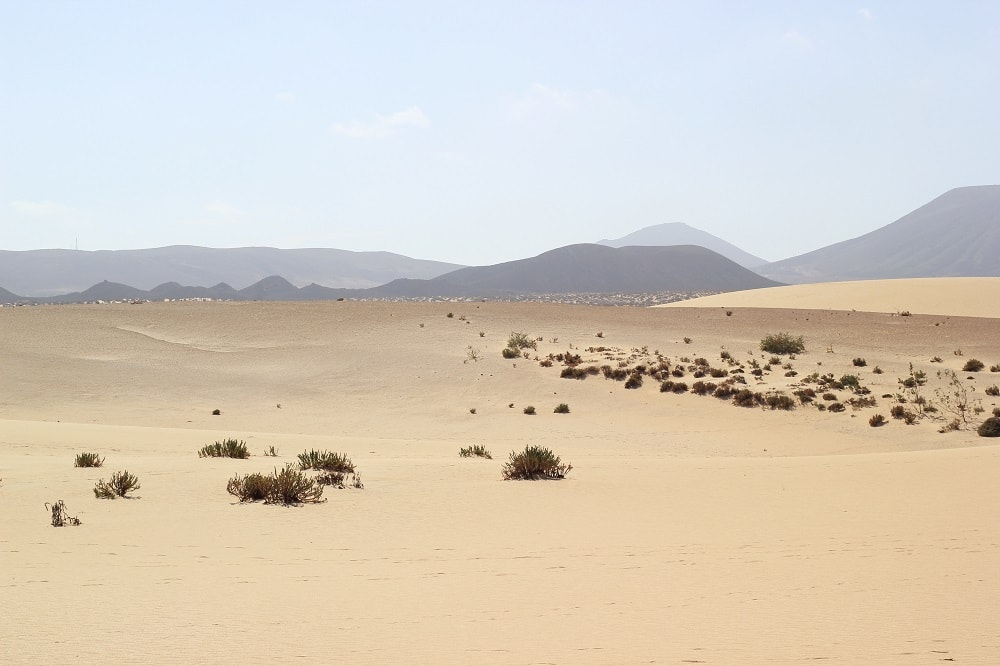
(763, 393), (795, 410)
(828, 402), (846, 413)
(523, 405), (536, 415)
(980, 417), (1000, 437)
(94, 470), (141, 499)
(732, 389), (759, 408)
(269, 466), (326, 504)
(501, 445), (572, 480)
(852, 357), (867, 367)
(297, 449), (355, 473)
(985, 385), (1000, 397)
(199, 438), (250, 459)
(963, 359), (985, 372)
(74, 452), (104, 468)
(553, 403), (570, 414)
(459, 444), (492, 459)
(869, 414), (886, 427)
(227, 472), (272, 502)
(46, 500), (81, 527)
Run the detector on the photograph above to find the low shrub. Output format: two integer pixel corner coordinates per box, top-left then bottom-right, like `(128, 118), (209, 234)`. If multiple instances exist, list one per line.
(822, 392), (838, 401)
(74, 452), (104, 468)
(501, 347), (519, 359)
(828, 402), (846, 413)
(624, 374), (643, 389)
(732, 389), (759, 408)
(553, 403), (570, 414)
(978, 417), (1000, 437)
(212, 408), (221, 415)
(507, 331), (537, 351)
(262, 446), (279, 457)
(94, 470), (141, 499)
(983, 385), (999, 396)
(501, 445), (572, 480)
(991, 365), (1000, 373)
(269, 465), (326, 504)
(840, 375), (861, 390)
(460, 444), (492, 459)
(869, 414), (886, 427)
(852, 357), (867, 367)
(523, 405), (536, 415)
(872, 366), (883, 374)
(46, 500), (81, 527)
(227, 472), (272, 502)
(763, 393), (795, 410)
(199, 439), (250, 459)
(963, 359), (985, 372)
(297, 449), (355, 473)
(760, 332), (805, 355)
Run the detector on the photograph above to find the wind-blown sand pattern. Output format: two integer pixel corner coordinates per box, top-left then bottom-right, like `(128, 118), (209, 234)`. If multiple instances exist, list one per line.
(3, 280), (1000, 664)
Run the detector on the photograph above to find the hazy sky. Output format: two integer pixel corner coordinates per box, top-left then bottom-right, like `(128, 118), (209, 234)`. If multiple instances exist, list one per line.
(2, 2), (999, 265)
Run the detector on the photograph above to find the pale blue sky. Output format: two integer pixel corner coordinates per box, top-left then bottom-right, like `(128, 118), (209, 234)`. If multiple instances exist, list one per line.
(2, 1), (998, 265)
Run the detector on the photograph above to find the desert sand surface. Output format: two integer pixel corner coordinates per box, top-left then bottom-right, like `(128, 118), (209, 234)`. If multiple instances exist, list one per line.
(3, 285), (1000, 664)
(660, 277), (1000, 318)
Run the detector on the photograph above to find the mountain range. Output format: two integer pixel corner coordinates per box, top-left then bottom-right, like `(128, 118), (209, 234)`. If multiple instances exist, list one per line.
(1, 185), (997, 303)
(0, 245), (778, 303)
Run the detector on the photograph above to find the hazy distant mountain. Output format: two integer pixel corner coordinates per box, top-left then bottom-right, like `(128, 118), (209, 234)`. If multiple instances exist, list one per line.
(368, 244), (779, 297)
(598, 222), (767, 268)
(0, 245), (463, 296)
(759, 185), (1000, 284)
(0, 244), (779, 304)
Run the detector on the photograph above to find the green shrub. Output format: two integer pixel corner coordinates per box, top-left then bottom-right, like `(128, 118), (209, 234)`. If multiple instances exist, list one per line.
(269, 465), (325, 504)
(977, 416), (1000, 437)
(507, 331), (537, 351)
(459, 444), (492, 459)
(760, 332), (805, 355)
(227, 472), (272, 502)
(297, 449), (355, 473)
(94, 470), (141, 499)
(553, 403), (570, 414)
(74, 452), (104, 468)
(501, 445), (572, 480)
(839, 375), (861, 390)
(963, 359), (985, 372)
(199, 438), (250, 459)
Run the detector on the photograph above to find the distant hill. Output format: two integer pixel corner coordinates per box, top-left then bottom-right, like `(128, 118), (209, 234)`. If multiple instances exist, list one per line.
(0, 245), (463, 296)
(598, 222), (767, 268)
(0, 244), (780, 304)
(368, 244), (779, 297)
(759, 185), (1000, 284)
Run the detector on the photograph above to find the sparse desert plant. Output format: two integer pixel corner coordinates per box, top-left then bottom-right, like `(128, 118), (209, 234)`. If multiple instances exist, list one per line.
(980, 417), (1000, 437)
(74, 452), (104, 468)
(297, 449), (355, 473)
(869, 414), (886, 427)
(595, 331), (604, 338)
(963, 359), (985, 372)
(93, 470), (140, 499)
(227, 472), (272, 502)
(553, 403), (570, 414)
(822, 392), (838, 401)
(985, 385), (1000, 397)
(683, 337), (692, 344)
(479, 331), (485, 337)
(46, 500), (81, 527)
(828, 402), (846, 413)
(459, 444), (492, 459)
(212, 408), (221, 415)
(507, 331), (537, 351)
(763, 393), (795, 410)
(501, 445), (572, 480)
(934, 369), (982, 427)
(469, 408), (477, 414)
(447, 312), (454, 318)
(466, 346), (482, 362)
(199, 438), (250, 459)
(931, 356), (943, 363)
(502, 347), (519, 359)
(263, 446), (279, 457)
(760, 332), (805, 355)
(267, 465), (326, 504)
(872, 366), (883, 374)
(624, 373), (643, 389)
(898, 310), (912, 317)
(523, 405), (536, 415)
(991, 364), (1000, 372)
(840, 374), (861, 390)
(732, 389), (759, 408)
(852, 357), (867, 367)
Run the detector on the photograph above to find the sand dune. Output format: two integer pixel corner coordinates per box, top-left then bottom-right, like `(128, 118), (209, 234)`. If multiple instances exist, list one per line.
(662, 277), (1000, 317)
(3, 293), (1000, 663)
